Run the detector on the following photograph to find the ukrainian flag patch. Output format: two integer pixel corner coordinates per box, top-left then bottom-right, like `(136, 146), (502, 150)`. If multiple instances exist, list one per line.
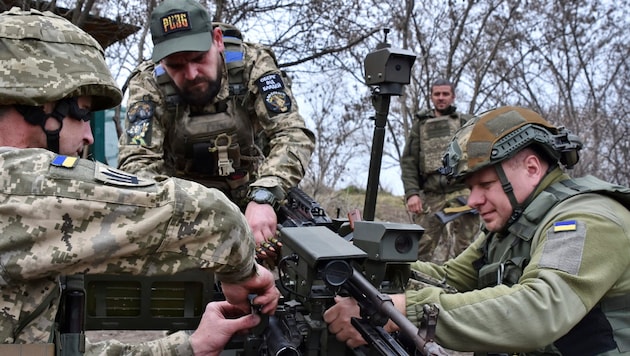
(51, 155), (78, 168)
(553, 220), (577, 232)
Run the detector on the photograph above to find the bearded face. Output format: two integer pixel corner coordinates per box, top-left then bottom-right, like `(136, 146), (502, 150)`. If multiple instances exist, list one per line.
(176, 60), (223, 106)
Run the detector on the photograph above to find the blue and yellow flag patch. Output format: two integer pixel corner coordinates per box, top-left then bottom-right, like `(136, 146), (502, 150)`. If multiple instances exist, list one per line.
(553, 220), (577, 232)
(51, 155), (78, 168)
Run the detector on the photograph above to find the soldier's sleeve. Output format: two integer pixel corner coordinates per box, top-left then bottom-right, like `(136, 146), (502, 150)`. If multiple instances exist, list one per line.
(0, 148), (256, 285)
(402, 194), (630, 351)
(86, 330), (193, 356)
(244, 43), (315, 199)
(117, 60), (169, 179)
(400, 118), (423, 200)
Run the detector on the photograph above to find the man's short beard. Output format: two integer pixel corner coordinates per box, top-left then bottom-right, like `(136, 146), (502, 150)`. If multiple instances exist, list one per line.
(177, 63), (222, 106)
(179, 78), (221, 106)
(435, 105), (456, 116)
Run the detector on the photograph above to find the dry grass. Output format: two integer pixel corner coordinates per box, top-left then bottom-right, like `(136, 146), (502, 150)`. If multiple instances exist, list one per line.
(316, 188), (412, 224)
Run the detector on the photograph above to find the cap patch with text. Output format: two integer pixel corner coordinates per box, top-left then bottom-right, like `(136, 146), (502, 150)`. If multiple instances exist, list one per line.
(159, 11), (192, 36)
(150, 0), (214, 62)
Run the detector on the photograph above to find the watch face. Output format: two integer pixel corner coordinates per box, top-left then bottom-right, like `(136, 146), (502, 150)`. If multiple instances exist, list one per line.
(252, 189), (275, 204)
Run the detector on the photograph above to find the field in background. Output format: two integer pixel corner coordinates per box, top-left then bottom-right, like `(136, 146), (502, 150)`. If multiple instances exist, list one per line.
(315, 187), (411, 224)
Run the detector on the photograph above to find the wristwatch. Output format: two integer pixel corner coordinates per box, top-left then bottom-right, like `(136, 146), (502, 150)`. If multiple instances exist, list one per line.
(248, 188), (278, 209)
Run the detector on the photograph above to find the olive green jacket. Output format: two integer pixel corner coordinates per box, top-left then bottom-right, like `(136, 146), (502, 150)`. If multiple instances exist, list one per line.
(406, 168), (630, 353)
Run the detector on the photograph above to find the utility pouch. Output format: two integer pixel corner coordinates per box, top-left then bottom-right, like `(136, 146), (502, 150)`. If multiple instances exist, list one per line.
(477, 258), (527, 288)
(188, 134), (241, 176)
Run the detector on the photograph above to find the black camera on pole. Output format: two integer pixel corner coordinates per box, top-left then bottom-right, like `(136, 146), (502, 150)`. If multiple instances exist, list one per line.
(364, 29), (416, 95)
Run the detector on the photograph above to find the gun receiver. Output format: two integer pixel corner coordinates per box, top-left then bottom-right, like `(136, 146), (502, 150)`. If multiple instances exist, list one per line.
(278, 187), (333, 228)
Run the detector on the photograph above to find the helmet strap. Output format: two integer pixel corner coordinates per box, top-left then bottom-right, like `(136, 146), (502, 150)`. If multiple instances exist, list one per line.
(494, 164), (523, 226)
(15, 103), (68, 154)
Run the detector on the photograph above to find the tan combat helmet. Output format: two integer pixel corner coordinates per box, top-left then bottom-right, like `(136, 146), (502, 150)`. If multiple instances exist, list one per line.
(0, 7), (122, 111)
(440, 106), (583, 183)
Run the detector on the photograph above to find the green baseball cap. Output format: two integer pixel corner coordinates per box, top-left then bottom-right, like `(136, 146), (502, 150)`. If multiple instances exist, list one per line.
(150, 0), (213, 62)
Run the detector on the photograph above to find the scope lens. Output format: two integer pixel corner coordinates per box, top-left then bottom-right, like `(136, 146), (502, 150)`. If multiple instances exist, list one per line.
(323, 260), (352, 287)
(394, 234), (412, 254)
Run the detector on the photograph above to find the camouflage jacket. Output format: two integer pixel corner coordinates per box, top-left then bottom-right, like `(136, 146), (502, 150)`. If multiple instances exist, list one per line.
(400, 108), (472, 200)
(0, 147), (255, 353)
(118, 41), (315, 207)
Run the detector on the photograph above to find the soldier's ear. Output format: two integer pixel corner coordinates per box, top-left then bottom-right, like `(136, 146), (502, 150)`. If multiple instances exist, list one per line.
(212, 27), (224, 50)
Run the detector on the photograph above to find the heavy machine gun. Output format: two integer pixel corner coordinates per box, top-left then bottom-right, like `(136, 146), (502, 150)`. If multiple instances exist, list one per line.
(233, 221), (448, 356)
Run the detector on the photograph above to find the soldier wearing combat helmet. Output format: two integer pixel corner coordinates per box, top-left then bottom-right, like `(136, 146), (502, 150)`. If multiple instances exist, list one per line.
(118, 0), (316, 257)
(0, 7), (278, 355)
(326, 106), (630, 354)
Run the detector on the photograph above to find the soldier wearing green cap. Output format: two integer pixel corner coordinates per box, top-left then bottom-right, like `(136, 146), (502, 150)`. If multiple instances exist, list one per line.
(0, 7), (279, 355)
(326, 106), (630, 354)
(118, 0), (316, 258)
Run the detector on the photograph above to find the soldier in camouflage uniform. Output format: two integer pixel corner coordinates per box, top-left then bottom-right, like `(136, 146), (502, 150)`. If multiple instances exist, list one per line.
(400, 79), (480, 264)
(0, 7), (279, 355)
(118, 0), (316, 254)
(326, 106), (630, 354)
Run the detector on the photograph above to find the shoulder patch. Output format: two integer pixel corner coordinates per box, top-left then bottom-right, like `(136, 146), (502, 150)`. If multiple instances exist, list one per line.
(51, 155), (78, 168)
(256, 73), (292, 114)
(126, 97), (155, 145)
(95, 163), (154, 187)
(539, 220), (586, 275)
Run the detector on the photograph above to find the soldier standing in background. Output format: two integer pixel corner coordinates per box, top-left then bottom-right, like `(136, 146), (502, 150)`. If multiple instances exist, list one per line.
(118, 0), (315, 258)
(400, 78), (480, 264)
(0, 7), (278, 354)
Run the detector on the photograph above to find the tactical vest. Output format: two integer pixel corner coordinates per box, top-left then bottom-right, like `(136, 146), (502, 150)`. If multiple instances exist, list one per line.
(418, 111), (467, 174)
(475, 175), (630, 355)
(155, 23), (263, 201)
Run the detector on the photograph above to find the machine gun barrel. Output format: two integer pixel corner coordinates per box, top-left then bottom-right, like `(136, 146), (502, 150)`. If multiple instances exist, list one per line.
(343, 267), (449, 356)
(265, 316), (301, 356)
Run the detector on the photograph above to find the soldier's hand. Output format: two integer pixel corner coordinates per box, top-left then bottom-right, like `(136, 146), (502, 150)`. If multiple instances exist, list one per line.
(323, 296), (367, 348)
(190, 301), (261, 356)
(221, 263), (280, 315)
(245, 202), (281, 263)
(406, 194), (423, 214)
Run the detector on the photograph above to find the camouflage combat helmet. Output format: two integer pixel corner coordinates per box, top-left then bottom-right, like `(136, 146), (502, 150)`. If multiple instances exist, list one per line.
(440, 106), (583, 182)
(0, 7), (122, 111)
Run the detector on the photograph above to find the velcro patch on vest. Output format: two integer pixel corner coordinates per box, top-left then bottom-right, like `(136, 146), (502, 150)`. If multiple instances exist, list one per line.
(539, 220), (586, 275)
(51, 155), (78, 168)
(126, 98), (155, 145)
(256, 73), (292, 114)
(95, 163), (154, 187)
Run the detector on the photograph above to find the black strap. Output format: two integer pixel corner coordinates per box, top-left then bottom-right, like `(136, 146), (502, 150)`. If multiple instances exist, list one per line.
(13, 283), (60, 342)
